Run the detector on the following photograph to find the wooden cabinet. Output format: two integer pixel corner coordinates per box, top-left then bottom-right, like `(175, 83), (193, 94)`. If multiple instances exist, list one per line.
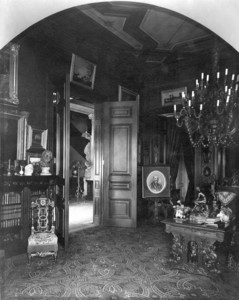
(0, 175), (56, 257)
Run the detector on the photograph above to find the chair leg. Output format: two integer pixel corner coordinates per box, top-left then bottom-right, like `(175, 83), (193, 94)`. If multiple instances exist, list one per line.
(28, 254), (31, 264)
(53, 253), (57, 262)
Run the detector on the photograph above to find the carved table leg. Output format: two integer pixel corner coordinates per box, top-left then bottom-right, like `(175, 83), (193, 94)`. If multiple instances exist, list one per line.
(170, 233), (184, 263)
(201, 240), (219, 273)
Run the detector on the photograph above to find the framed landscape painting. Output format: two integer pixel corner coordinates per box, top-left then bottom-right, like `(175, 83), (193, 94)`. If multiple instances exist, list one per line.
(161, 86), (187, 106)
(70, 54), (96, 89)
(118, 85), (139, 102)
(142, 166), (170, 198)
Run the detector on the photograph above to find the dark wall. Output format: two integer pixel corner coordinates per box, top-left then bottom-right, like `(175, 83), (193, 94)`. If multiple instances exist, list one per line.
(18, 37), (52, 130)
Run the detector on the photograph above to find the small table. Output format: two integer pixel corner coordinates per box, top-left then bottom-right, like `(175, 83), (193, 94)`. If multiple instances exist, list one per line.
(162, 219), (227, 272)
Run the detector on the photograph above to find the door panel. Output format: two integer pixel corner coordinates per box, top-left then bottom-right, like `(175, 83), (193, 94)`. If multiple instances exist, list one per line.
(93, 105), (103, 225)
(102, 101), (138, 227)
(54, 74), (70, 248)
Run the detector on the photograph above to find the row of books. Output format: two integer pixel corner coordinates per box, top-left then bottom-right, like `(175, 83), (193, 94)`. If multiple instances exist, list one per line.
(1, 218), (21, 228)
(1, 192), (21, 205)
(0, 204), (21, 221)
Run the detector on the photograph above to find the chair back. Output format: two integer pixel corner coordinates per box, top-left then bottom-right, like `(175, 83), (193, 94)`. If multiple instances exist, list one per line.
(31, 195), (55, 234)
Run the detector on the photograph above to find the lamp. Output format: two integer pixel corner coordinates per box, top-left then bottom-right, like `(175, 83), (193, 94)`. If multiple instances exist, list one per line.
(174, 41), (239, 148)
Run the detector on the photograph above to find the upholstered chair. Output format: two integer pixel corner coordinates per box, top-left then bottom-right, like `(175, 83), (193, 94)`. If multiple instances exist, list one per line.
(27, 195), (58, 263)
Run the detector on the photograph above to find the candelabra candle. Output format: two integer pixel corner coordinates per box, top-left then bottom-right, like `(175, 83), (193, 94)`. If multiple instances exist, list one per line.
(226, 95), (230, 104)
(217, 72), (220, 79)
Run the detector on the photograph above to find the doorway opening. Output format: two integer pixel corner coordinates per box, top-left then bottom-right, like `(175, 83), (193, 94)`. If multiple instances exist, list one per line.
(69, 102), (95, 232)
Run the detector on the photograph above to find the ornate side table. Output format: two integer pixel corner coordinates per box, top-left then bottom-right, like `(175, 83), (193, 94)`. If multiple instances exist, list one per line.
(162, 219), (227, 272)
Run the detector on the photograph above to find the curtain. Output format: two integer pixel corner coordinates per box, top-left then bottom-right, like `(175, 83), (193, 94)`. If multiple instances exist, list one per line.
(181, 129), (195, 205)
(166, 119), (181, 189)
(166, 119), (195, 205)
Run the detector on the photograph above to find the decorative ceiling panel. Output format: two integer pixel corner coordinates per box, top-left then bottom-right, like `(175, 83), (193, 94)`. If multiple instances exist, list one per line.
(140, 9), (210, 51)
(79, 6), (143, 50)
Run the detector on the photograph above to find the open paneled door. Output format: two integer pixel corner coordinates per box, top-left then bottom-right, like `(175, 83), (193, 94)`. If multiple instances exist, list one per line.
(94, 101), (138, 227)
(54, 74), (70, 248)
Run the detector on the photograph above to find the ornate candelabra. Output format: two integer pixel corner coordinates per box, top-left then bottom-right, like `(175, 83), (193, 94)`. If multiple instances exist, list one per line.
(174, 41), (239, 148)
(174, 71), (239, 147)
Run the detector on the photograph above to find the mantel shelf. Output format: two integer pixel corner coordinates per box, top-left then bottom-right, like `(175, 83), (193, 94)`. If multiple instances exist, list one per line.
(0, 175), (57, 191)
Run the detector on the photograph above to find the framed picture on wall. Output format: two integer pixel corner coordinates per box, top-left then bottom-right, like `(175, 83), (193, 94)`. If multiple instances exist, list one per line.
(161, 86), (187, 106)
(70, 54), (96, 89)
(118, 85), (139, 102)
(142, 165), (170, 198)
(27, 126), (48, 152)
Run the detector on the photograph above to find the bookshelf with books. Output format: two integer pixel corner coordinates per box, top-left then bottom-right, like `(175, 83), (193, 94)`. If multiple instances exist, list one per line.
(0, 175), (57, 257)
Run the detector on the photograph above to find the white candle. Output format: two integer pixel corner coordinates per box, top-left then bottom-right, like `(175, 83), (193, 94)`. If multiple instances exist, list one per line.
(174, 105), (176, 112)
(200, 104), (203, 111)
(196, 79), (199, 86)
(188, 100), (191, 107)
(217, 72), (220, 79)
(228, 88), (231, 95)
(201, 73), (204, 80)
(236, 84), (238, 91)
(182, 92), (185, 98)
(237, 75), (239, 82)
(206, 75), (209, 82)
(226, 95), (230, 103)
(192, 91), (195, 98)
(232, 74), (235, 81)
(225, 86), (228, 93)
(225, 68), (228, 75)
(217, 100), (220, 107)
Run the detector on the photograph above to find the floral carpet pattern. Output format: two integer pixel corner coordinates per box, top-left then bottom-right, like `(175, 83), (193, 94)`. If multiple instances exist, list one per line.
(2, 223), (239, 299)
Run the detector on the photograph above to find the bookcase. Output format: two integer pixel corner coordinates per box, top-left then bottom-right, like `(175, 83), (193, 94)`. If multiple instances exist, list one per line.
(0, 175), (57, 257)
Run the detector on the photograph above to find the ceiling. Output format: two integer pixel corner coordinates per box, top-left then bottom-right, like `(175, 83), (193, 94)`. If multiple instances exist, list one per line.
(12, 2), (239, 101)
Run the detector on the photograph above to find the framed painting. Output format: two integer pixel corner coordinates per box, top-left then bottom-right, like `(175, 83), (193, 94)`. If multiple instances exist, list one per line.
(118, 85), (139, 102)
(142, 165), (170, 198)
(161, 86), (187, 106)
(27, 126), (48, 152)
(70, 54), (96, 89)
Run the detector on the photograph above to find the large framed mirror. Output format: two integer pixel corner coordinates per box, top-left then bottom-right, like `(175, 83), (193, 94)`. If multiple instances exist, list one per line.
(0, 43), (20, 105)
(0, 109), (28, 174)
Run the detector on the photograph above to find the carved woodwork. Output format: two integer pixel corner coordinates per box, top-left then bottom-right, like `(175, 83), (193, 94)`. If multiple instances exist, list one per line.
(0, 175), (56, 257)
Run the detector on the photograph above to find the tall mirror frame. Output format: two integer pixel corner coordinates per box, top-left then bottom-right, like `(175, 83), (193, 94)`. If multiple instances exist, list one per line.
(0, 109), (28, 172)
(0, 43), (20, 105)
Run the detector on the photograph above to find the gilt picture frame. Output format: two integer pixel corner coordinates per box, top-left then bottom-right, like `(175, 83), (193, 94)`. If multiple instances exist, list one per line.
(142, 165), (170, 198)
(118, 85), (139, 102)
(27, 126), (48, 152)
(70, 54), (96, 89)
(161, 86), (187, 106)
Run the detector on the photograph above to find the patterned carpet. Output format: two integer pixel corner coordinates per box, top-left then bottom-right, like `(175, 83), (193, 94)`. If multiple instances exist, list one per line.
(2, 222), (239, 299)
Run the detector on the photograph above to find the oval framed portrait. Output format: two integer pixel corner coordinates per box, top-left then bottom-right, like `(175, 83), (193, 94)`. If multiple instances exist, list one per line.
(142, 166), (170, 198)
(146, 170), (166, 194)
